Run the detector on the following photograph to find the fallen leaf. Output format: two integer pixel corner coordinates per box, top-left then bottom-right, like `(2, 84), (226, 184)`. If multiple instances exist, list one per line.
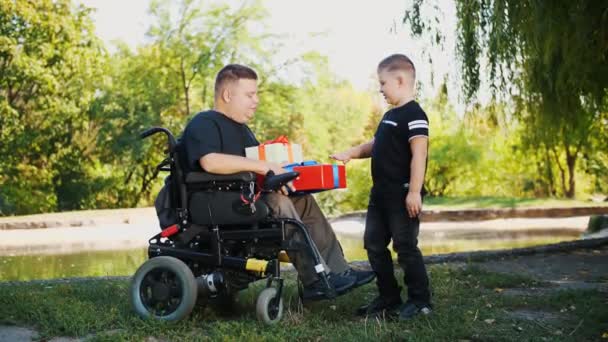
(494, 288), (504, 293)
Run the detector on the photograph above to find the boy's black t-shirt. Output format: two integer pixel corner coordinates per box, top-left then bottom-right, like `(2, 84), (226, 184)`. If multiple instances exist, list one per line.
(371, 100), (429, 197)
(180, 110), (259, 173)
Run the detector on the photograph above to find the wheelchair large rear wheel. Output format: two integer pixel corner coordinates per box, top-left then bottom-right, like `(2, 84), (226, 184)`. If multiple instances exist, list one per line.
(256, 287), (284, 324)
(130, 256), (197, 321)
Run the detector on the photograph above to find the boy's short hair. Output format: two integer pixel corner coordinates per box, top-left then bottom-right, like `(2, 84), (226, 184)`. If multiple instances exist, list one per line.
(214, 64), (258, 98)
(378, 54), (416, 79)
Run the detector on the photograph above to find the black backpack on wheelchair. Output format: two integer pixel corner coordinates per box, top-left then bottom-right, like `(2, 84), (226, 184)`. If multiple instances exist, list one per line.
(130, 127), (335, 324)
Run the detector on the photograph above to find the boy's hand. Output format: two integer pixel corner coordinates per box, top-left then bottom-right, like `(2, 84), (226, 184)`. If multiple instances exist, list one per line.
(405, 192), (422, 218)
(330, 151), (352, 164)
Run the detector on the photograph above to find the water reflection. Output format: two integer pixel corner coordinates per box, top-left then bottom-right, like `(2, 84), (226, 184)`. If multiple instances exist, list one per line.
(337, 234), (579, 261)
(0, 249), (147, 281)
(0, 230), (580, 282)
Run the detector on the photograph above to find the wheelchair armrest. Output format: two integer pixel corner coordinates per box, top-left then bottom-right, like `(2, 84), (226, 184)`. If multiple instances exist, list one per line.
(185, 171), (257, 184)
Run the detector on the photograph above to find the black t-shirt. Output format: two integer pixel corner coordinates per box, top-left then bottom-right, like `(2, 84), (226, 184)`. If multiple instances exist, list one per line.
(180, 110), (259, 173)
(371, 100), (429, 197)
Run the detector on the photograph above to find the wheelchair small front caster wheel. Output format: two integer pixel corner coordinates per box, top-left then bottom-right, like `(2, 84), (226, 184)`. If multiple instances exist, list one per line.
(130, 256), (198, 321)
(256, 287), (284, 324)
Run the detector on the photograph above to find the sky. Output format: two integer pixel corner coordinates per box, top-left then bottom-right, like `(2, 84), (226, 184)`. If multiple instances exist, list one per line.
(78, 0), (460, 102)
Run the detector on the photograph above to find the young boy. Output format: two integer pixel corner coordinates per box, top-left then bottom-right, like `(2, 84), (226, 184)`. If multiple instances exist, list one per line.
(331, 54), (432, 320)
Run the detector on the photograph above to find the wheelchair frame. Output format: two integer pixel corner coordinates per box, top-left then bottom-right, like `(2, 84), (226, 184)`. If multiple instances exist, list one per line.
(129, 127), (333, 324)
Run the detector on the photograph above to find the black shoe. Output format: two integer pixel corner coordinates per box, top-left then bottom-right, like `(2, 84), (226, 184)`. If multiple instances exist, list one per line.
(302, 273), (355, 301)
(341, 268), (375, 288)
(356, 295), (403, 317)
(329, 272), (357, 294)
(399, 302), (432, 320)
(301, 280), (334, 301)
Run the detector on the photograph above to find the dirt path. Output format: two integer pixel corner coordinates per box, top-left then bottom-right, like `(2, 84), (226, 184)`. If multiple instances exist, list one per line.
(473, 244), (608, 291)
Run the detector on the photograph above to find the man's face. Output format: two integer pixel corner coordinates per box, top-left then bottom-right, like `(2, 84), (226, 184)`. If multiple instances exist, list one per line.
(377, 69), (401, 106)
(226, 78), (259, 123)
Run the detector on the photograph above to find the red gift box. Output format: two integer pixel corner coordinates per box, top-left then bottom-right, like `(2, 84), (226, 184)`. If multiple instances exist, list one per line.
(291, 164), (346, 192)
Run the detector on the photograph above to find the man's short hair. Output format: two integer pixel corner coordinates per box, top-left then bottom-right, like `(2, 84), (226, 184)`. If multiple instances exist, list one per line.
(378, 54), (416, 79)
(214, 64), (258, 98)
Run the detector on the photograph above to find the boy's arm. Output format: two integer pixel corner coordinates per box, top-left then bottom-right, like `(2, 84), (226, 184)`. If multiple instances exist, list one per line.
(330, 138), (375, 163)
(406, 136), (428, 218)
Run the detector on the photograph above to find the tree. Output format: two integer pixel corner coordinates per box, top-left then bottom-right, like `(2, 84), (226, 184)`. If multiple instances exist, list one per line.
(0, 0), (107, 214)
(89, 0), (273, 208)
(147, 0), (267, 116)
(404, 0), (608, 198)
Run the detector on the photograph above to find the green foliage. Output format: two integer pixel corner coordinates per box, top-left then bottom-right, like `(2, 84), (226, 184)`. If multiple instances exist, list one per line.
(1, 0), (606, 215)
(0, 0), (107, 214)
(404, 0), (608, 198)
(290, 53), (377, 215)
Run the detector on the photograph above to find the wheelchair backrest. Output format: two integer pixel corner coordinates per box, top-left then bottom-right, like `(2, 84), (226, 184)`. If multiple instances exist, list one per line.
(144, 126), (269, 227)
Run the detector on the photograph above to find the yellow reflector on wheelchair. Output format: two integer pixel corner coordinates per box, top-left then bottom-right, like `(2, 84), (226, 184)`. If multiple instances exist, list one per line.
(245, 259), (268, 275)
(278, 251), (290, 263)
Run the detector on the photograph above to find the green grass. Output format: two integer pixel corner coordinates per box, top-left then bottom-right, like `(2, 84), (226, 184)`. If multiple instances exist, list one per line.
(424, 196), (608, 210)
(1, 265), (606, 341)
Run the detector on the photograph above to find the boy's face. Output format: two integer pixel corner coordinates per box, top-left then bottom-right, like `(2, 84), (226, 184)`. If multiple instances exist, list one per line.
(377, 68), (404, 106)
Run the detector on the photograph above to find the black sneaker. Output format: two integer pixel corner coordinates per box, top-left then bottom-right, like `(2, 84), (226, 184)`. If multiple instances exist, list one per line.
(341, 268), (375, 288)
(399, 302), (432, 320)
(356, 295), (403, 317)
(302, 273), (355, 301)
(329, 272), (357, 293)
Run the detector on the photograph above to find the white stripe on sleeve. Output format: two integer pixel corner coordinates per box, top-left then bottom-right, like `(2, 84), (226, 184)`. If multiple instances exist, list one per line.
(408, 120), (428, 127)
(409, 123), (429, 130)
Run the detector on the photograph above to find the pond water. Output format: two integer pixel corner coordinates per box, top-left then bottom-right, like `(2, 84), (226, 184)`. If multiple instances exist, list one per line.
(0, 223), (582, 282)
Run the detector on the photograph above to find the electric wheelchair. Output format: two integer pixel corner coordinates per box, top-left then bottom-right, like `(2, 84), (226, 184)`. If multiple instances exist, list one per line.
(129, 127), (335, 324)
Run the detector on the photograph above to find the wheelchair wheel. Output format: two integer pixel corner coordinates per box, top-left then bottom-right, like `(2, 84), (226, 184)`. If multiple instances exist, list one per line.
(130, 256), (197, 321)
(256, 287), (284, 324)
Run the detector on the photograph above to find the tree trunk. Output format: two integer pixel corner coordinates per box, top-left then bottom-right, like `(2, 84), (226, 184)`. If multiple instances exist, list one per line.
(543, 147), (556, 196)
(180, 58), (190, 116)
(551, 147), (567, 197)
(565, 148), (577, 198)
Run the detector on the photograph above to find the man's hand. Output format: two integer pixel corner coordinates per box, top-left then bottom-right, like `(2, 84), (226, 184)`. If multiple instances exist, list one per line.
(330, 150), (352, 164)
(405, 192), (422, 218)
(265, 162), (295, 195)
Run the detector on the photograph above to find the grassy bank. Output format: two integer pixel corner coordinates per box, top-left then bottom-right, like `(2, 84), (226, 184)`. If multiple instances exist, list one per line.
(0, 265), (605, 341)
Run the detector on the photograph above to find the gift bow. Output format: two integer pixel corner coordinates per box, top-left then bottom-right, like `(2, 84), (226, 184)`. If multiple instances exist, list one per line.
(258, 135), (294, 162)
(263, 135), (290, 145)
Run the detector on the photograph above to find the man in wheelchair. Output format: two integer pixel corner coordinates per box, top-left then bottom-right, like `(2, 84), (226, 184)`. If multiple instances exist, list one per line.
(179, 64), (374, 300)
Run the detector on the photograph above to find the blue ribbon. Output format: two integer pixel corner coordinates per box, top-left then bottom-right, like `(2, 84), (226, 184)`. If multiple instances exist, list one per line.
(332, 164), (339, 188)
(282, 160), (318, 171)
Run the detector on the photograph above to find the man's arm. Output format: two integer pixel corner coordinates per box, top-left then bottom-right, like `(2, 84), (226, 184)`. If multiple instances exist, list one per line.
(201, 153), (294, 194)
(330, 138), (375, 163)
(200, 153), (284, 175)
(405, 136), (428, 217)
